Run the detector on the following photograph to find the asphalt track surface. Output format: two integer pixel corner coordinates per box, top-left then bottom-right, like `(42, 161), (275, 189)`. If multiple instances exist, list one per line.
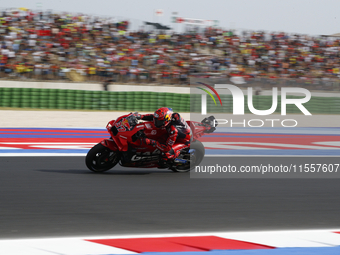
(1, 156), (340, 239)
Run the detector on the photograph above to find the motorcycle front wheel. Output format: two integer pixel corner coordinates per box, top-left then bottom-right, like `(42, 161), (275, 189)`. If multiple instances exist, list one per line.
(85, 143), (120, 172)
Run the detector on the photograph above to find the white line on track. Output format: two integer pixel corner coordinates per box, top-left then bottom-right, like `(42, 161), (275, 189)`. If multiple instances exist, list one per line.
(1, 229), (340, 249)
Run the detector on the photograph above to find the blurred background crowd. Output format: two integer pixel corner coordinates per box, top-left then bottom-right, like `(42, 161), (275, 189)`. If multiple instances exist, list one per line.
(1, 8), (340, 88)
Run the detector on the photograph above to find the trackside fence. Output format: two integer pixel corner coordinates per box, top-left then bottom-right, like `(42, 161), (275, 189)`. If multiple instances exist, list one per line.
(0, 87), (339, 114)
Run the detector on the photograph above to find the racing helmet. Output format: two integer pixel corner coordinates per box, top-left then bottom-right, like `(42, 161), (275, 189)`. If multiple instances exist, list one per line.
(153, 107), (173, 128)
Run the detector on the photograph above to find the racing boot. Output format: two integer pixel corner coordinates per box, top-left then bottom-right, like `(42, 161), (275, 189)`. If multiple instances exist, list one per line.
(157, 149), (181, 169)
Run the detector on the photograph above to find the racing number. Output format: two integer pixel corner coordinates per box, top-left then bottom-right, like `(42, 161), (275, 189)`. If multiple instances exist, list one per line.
(115, 121), (125, 132)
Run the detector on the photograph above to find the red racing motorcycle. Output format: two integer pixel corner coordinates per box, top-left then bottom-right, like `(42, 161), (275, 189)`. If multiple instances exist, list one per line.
(85, 112), (217, 173)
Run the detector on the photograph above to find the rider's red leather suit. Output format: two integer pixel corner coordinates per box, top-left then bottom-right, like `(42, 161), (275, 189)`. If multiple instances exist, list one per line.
(141, 113), (191, 159)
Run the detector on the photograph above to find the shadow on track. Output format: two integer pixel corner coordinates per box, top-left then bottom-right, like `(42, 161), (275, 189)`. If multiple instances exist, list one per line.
(36, 169), (175, 175)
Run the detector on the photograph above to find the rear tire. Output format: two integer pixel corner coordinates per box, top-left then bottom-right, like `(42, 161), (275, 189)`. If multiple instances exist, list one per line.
(171, 140), (205, 173)
(85, 143), (120, 172)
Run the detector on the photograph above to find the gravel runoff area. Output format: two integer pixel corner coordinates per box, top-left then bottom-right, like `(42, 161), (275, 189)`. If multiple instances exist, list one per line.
(0, 110), (339, 128)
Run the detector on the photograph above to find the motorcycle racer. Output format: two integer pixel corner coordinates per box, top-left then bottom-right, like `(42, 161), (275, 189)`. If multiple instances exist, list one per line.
(136, 107), (191, 165)
(86, 109), (217, 172)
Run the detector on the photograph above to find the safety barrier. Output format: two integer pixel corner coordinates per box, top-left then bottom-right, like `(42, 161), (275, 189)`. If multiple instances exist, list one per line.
(0, 87), (339, 114)
(0, 88), (190, 112)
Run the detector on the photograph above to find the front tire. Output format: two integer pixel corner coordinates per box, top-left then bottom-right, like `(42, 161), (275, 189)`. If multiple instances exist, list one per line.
(85, 143), (120, 172)
(172, 140), (205, 173)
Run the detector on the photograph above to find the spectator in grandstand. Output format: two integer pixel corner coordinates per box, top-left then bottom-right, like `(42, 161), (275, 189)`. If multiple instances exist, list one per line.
(1, 7), (340, 88)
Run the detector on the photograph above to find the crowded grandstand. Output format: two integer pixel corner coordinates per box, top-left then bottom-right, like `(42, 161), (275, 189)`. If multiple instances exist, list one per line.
(0, 8), (340, 88)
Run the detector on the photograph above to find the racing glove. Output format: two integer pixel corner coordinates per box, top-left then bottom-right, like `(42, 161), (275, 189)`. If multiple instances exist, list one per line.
(141, 137), (157, 146)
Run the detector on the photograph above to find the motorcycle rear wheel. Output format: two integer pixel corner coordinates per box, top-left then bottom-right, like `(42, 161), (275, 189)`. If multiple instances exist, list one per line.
(171, 140), (205, 173)
(86, 143), (119, 172)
